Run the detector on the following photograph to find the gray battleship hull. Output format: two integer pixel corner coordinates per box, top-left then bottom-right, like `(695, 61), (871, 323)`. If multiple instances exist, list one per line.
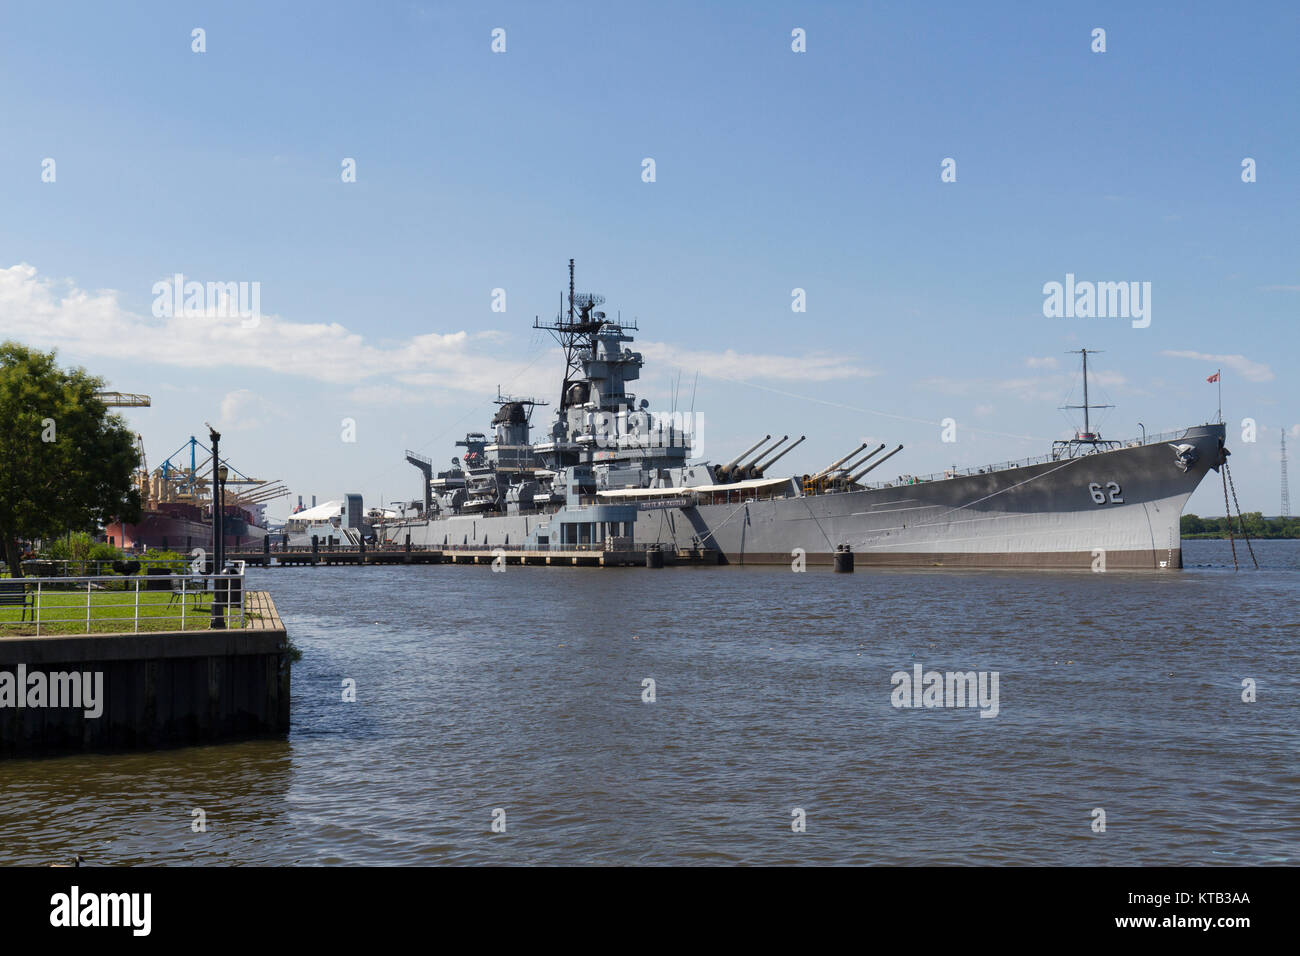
(657, 424), (1223, 569)
(384, 424), (1224, 571)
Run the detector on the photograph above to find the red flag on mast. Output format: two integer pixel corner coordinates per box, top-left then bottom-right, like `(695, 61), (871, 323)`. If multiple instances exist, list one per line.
(1207, 372), (1220, 383)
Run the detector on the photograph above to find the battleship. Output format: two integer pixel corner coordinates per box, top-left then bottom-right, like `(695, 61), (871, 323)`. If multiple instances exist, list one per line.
(380, 261), (1228, 570)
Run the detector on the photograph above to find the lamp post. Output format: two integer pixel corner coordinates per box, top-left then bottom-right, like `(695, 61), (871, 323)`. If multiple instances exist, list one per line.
(1138, 422), (1146, 444)
(216, 464), (228, 569)
(208, 426), (224, 630)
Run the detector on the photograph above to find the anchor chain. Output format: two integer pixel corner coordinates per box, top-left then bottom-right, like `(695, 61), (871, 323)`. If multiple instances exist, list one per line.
(1225, 461), (1259, 569)
(1220, 467), (1239, 571)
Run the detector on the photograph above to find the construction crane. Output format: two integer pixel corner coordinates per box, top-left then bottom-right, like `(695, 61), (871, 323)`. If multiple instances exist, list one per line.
(94, 391), (152, 407)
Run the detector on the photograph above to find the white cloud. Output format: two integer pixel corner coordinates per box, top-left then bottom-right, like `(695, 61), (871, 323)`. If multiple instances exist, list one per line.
(1160, 350), (1274, 383)
(0, 262), (555, 397)
(0, 264), (873, 406)
(1025, 356), (1058, 369)
(219, 389), (272, 431)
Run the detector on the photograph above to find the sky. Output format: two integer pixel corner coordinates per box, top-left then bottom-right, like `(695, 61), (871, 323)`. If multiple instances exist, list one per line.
(1, 0), (1296, 520)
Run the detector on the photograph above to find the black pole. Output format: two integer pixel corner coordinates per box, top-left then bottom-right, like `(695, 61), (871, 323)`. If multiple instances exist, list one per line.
(209, 426), (224, 629)
(221, 473), (227, 567)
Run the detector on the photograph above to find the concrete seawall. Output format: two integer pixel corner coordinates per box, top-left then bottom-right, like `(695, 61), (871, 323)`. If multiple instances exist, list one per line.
(0, 591), (290, 756)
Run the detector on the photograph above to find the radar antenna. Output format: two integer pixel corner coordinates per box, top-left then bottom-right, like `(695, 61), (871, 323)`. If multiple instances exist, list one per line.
(494, 385), (548, 423)
(532, 258), (634, 410)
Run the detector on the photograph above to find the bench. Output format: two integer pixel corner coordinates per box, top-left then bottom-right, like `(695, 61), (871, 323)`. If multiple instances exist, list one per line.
(0, 580), (35, 621)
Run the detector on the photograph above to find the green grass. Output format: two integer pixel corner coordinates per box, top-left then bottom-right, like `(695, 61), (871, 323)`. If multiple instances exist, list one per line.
(0, 587), (244, 635)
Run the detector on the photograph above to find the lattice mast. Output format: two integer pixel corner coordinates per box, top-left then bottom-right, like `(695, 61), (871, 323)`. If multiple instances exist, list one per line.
(1282, 429), (1291, 518)
(532, 259), (630, 410)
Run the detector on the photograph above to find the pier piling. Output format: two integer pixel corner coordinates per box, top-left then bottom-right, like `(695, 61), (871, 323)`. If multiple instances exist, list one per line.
(834, 544), (854, 573)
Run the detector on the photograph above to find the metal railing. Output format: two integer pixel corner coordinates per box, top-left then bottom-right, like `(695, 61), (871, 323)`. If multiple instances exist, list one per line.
(16, 557), (196, 578)
(0, 569), (246, 636)
(438, 542), (647, 553)
(858, 425), (1203, 489)
(264, 543), (447, 553)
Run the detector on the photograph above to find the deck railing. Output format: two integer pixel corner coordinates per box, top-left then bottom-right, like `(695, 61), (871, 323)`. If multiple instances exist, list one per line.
(0, 569), (246, 637)
(858, 425), (1204, 489)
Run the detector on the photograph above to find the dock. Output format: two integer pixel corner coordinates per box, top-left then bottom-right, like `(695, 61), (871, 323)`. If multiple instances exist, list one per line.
(0, 589), (290, 756)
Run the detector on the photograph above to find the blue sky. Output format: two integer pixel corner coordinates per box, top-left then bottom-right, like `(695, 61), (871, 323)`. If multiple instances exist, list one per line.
(1, 0), (1295, 518)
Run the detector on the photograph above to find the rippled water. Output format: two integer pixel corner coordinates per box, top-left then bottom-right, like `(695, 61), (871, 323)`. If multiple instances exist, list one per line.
(2, 539), (1296, 865)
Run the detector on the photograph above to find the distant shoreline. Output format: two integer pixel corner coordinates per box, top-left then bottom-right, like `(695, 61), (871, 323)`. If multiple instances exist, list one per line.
(1183, 533), (1300, 540)
(1182, 515), (1298, 540)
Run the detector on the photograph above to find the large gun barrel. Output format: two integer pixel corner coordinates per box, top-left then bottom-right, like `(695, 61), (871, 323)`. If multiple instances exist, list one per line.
(716, 434), (771, 482)
(741, 435), (785, 468)
(731, 434), (785, 481)
(750, 435), (806, 477)
(837, 442), (886, 477)
(848, 444), (904, 484)
(812, 442), (869, 482)
(745, 435), (790, 474)
(725, 435), (771, 470)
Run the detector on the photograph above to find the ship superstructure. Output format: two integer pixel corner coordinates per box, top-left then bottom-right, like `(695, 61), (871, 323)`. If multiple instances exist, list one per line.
(382, 261), (1227, 569)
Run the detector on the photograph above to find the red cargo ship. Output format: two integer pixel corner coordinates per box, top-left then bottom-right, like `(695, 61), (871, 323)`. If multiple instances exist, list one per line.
(105, 435), (284, 553)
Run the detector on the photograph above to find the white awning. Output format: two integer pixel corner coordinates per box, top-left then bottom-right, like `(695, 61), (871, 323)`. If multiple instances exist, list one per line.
(596, 476), (791, 500)
(286, 499), (345, 521)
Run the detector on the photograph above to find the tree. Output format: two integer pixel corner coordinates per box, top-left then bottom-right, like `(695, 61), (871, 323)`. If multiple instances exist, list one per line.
(0, 342), (141, 576)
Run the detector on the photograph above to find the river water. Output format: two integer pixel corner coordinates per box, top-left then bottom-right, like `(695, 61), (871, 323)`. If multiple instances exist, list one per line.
(2, 539), (1296, 865)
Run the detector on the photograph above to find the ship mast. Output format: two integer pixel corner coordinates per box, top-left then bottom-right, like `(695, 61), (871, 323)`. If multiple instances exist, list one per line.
(1081, 349), (1091, 436)
(1054, 348), (1119, 458)
(1062, 348), (1114, 441)
(532, 259), (634, 411)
